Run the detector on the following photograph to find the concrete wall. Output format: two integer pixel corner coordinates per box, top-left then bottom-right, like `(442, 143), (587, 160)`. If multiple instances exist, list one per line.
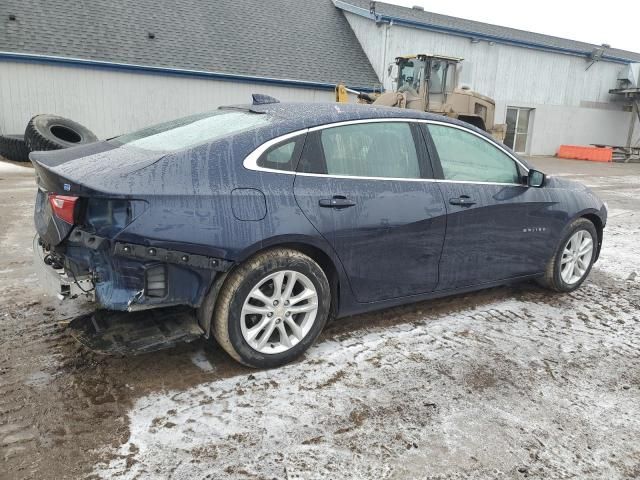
(0, 61), (335, 139)
(527, 104), (638, 155)
(345, 13), (640, 155)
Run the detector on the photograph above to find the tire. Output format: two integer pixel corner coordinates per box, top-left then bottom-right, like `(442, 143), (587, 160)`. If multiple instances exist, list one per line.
(0, 134), (30, 162)
(212, 248), (331, 368)
(24, 114), (98, 152)
(538, 218), (598, 292)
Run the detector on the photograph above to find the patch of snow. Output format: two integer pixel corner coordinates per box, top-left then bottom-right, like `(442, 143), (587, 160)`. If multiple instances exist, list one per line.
(0, 160), (31, 173)
(595, 211), (640, 280)
(93, 283), (640, 479)
(190, 349), (215, 372)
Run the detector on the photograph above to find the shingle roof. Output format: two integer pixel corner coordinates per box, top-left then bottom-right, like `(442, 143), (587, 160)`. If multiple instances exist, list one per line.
(0, 0), (381, 88)
(337, 0), (640, 63)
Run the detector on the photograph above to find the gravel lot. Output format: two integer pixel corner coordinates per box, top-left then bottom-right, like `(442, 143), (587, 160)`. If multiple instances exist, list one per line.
(1, 156), (639, 479)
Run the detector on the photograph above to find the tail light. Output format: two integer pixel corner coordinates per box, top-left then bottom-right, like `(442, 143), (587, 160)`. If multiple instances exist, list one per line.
(49, 194), (78, 224)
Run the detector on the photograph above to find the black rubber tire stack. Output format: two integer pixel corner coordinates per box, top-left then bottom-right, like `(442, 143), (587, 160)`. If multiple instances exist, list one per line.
(0, 134), (31, 162)
(24, 114), (98, 152)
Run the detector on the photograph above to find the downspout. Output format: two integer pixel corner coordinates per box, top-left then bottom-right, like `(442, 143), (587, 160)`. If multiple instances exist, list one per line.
(381, 20), (392, 89)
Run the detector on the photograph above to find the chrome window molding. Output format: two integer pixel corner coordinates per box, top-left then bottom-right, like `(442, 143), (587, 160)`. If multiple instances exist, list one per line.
(242, 117), (530, 187)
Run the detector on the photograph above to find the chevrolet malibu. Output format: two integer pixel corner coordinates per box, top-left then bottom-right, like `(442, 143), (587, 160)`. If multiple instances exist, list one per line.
(32, 97), (607, 368)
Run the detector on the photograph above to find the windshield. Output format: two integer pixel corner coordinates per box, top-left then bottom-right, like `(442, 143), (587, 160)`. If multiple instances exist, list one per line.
(112, 110), (271, 152)
(397, 58), (425, 94)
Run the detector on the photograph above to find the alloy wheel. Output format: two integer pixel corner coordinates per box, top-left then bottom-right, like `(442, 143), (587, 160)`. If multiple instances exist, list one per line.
(240, 270), (319, 354)
(560, 229), (594, 285)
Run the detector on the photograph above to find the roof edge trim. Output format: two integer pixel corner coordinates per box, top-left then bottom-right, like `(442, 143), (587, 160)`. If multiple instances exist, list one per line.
(334, 0), (634, 65)
(0, 51), (379, 92)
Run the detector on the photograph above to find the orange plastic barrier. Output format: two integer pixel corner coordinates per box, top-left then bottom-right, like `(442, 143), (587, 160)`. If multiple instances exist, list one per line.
(557, 145), (613, 162)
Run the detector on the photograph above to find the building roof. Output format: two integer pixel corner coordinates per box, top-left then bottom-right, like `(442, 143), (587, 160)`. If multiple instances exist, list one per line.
(0, 0), (381, 89)
(336, 0), (640, 64)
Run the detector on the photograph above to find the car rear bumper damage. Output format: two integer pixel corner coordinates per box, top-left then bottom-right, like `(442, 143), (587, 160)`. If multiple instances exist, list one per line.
(33, 235), (94, 301)
(34, 230), (233, 312)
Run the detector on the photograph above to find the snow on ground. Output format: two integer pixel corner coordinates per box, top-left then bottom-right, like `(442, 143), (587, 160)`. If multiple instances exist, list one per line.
(596, 211), (640, 281)
(0, 159), (31, 173)
(93, 283), (640, 478)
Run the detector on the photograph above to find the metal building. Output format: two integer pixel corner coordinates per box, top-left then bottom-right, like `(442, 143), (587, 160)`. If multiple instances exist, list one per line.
(337, 0), (640, 155)
(1, 0), (639, 155)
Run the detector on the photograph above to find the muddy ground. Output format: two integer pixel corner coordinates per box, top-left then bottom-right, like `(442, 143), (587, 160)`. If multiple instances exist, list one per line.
(1, 157), (639, 479)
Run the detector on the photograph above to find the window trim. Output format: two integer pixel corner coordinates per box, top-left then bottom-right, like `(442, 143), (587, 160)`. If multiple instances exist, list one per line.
(243, 118), (530, 186)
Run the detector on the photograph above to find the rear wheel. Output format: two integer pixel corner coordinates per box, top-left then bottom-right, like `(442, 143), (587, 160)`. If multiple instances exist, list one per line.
(212, 248), (331, 368)
(539, 218), (597, 292)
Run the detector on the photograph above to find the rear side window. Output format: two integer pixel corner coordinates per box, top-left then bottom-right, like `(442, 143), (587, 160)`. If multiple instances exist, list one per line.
(300, 122), (421, 179)
(427, 124), (520, 184)
(256, 137), (304, 172)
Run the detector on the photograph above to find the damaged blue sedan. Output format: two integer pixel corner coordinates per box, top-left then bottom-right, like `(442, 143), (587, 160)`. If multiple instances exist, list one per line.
(32, 96), (607, 367)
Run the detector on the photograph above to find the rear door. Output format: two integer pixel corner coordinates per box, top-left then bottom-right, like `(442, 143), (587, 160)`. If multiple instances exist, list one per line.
(293, 120), (447, 303)
(423, 122), (554, 290)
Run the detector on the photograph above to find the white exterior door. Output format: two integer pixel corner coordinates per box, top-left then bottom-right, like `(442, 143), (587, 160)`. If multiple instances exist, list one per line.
(505, 107), (532, 153)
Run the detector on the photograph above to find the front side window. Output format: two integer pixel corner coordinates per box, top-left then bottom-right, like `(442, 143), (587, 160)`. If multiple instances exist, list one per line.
(427, 124), (521, 184)
(311, 122), (421, 179)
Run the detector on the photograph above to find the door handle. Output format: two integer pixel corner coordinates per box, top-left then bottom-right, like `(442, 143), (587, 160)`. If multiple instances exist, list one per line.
(449, 195), (476, 207)
(319, 196), (356, 209)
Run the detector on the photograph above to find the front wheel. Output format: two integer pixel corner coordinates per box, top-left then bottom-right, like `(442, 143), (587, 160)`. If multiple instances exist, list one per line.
(539, 218), (597, 292)
(212, 248), (331, 368)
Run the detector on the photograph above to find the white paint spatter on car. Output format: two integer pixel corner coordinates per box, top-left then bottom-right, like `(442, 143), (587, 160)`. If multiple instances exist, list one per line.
(93, 277), (640, 479)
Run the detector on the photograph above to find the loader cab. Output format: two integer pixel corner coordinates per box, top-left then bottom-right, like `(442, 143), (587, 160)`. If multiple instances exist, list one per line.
(395, 54), (460, 111)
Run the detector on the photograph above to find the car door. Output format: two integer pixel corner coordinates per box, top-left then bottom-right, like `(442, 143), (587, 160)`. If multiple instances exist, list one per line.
(423, 122), (555, 290)
(293, 120), (447, 303)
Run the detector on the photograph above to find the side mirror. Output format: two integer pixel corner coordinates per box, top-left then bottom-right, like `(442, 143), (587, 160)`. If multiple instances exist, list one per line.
(527, 169), (545, 188)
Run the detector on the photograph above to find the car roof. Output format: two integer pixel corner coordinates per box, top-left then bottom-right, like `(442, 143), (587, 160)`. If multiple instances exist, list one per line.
(226, 101), (448, 130)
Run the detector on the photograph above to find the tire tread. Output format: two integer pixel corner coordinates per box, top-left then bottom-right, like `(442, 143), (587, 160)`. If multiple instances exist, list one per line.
(0, 134), (30, 162)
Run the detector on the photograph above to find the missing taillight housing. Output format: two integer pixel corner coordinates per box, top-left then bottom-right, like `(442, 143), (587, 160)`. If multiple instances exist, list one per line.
(82, 198), (133, 236)
(48, 194), (78, 224)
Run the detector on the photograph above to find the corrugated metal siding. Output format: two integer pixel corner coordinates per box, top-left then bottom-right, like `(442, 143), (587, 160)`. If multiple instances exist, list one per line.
(0, 61), (335, 138)
(345, 12), (638, 155)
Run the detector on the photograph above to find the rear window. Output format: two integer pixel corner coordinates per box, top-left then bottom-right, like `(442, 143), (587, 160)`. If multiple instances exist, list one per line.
(111, 110), (271, 152)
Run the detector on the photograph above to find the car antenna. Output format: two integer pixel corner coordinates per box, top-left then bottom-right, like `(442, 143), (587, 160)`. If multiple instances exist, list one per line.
(251, 94), (280, 105)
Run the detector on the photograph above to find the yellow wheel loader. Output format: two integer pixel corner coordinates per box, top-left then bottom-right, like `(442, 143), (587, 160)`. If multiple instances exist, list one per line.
(337, 54), (506, 142)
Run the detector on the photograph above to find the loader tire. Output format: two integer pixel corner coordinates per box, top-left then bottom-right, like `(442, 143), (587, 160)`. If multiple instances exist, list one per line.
(0, 134), (30, 162)
(25, 114), (98, 152)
